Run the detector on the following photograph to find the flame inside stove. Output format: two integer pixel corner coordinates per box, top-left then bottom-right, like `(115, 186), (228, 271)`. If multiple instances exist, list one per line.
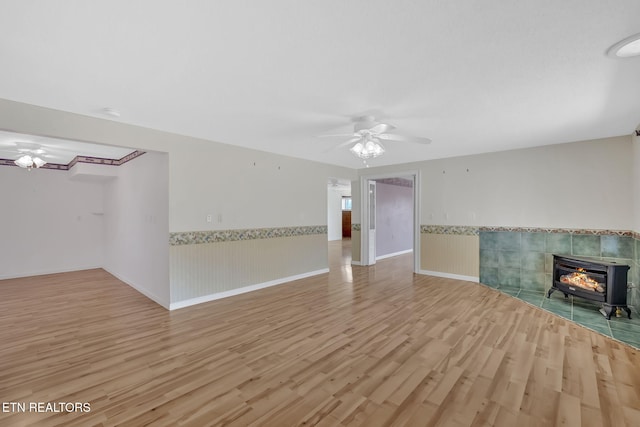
(560, 268), (605, 293)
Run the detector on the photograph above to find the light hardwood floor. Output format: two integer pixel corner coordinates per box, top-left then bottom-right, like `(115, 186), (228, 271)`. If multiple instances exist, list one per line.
(1, 240), (639, 426)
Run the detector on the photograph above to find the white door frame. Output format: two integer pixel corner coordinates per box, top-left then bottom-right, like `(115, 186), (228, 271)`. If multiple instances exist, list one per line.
(360, 170), (421, 273)
(367, 180), (377, 265)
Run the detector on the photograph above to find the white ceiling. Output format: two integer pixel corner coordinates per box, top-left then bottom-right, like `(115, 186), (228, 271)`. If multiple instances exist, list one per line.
(1, 1), (639, 169)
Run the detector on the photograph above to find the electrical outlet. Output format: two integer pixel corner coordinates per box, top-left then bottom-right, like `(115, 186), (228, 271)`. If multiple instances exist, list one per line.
(206, 214), (212, 223)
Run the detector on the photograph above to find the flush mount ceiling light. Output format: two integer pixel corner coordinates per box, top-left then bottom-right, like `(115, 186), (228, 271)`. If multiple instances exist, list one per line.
(14, 154), (46, 170)
(607, 33), (640, 58)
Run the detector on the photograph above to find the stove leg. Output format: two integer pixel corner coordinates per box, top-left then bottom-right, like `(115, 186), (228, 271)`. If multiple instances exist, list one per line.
(623, 306), (632, 319)
(546, 288), (555, 298)
(602, 305), (614, 320)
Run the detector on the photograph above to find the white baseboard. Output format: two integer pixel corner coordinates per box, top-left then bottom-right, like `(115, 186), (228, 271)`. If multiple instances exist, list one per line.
(351, 260), (362, 266)
(376, 249), (413, 261)
(419, 270), (479, 283)
(0, 265), (103, 281)
(169, 268), (330, 310)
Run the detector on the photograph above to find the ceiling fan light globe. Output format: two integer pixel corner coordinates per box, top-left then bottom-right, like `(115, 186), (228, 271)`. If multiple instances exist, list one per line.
(32, 157), (46, 168)
(14, 155), (33, 168)
(364, 140), (376, 151)
(350, 142), (364, 156)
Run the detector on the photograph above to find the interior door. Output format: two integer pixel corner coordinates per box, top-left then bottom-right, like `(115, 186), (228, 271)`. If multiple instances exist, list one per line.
(368, 180), (376, 265)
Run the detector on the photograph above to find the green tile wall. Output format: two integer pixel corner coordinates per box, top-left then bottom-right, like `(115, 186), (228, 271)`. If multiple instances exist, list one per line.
(479, 231), (637, 310)
(631, 236), (639, 308)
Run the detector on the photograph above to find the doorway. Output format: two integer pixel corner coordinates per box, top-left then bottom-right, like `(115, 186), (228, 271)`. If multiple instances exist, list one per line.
(327, 178), (353, 270)
(360, 171), (420, 273)
(327, 178), (352, 241)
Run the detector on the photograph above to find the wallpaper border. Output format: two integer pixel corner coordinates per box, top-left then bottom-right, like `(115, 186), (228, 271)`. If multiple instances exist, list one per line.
(420, 225), (479, 236)
(421, 225), (635, 237)
(479, 226), (634, 237)
(170, 225), (328, 246)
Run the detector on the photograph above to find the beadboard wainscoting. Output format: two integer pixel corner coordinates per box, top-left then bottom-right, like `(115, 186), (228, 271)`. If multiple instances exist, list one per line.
(420, 226), (479, 281)
(169, 227), (328, 309)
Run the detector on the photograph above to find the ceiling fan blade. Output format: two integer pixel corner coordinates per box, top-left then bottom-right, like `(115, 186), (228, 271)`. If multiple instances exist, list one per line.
(322, 136), (361, 153)
(369, 123), (395, 134)
(337, 136), (362, 148)
(317, 132), (355, 138)
(378, 133), (431, 144)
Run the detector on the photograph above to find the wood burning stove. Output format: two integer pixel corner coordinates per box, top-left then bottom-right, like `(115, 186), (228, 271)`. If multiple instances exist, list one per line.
(548, 254), (631, 320)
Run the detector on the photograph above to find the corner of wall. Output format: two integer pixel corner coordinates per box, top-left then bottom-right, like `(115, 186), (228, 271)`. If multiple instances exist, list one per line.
(632, 128), (640, 308)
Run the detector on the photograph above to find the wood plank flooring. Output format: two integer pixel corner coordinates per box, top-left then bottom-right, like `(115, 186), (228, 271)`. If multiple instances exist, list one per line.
(1, 240), (639, 426)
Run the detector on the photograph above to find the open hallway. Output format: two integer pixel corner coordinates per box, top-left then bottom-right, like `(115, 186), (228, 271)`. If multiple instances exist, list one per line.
(1, 241), (639, 426)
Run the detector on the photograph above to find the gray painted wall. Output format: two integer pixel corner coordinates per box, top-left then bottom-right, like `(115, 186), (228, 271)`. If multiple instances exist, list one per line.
(376, 182), (413, 258)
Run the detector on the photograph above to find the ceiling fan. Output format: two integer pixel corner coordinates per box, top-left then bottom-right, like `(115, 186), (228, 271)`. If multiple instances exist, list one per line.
(13, 142), (49, 170)
(319, 115), (431, 160)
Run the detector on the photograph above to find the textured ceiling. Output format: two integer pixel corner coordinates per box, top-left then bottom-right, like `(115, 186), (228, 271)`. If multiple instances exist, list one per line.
(1, 1), (639, 169)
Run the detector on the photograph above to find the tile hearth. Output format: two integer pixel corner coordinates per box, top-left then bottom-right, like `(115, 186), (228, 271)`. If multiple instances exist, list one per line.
(483, 284), (640, 349)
